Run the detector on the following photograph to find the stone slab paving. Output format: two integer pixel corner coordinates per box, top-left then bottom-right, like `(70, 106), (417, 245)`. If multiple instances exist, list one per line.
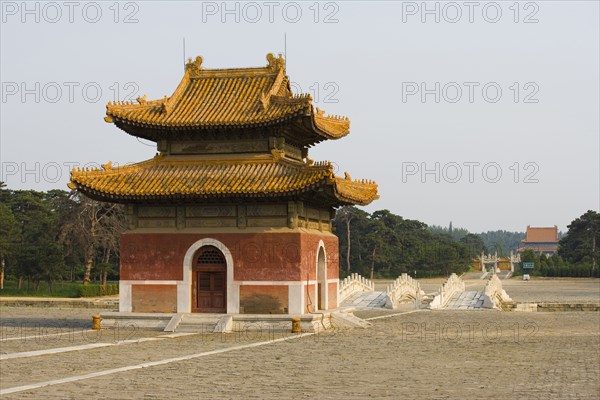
(446, 291), (485, 310)
(341, 291), (388, 308)
(495, 271), (512, 279)
(2, 309), (598, 399)
(461, 272), (486, 280)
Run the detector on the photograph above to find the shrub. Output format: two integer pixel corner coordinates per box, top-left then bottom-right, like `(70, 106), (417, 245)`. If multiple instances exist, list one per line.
(537, 263), (597, 278)
(77, 284), (118, 297)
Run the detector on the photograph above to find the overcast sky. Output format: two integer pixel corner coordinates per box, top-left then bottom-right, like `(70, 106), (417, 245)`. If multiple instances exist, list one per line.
(1, 1), (598, 233)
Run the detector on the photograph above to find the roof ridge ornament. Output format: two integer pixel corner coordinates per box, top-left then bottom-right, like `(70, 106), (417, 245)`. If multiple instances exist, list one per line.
(266, 53), (285, 72)
(315, 107), (349, 121)
(270, 148), (285, 160)
(186, 56), (203, 75)
(160, 95), (171, 114)
(261, 55), (287, 111)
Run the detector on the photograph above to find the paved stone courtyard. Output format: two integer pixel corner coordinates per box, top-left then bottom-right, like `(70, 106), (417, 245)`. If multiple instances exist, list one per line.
(1, 278), (599, 399)
(502, 278), (600, 303)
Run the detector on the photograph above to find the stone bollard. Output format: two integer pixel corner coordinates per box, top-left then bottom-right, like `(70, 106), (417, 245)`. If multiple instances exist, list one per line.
(291, 318), (301, 333)
(92, 315), (101, 330)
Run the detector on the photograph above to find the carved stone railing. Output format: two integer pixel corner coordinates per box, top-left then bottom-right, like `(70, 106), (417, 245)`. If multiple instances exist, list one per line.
(509, 251), (520, 272)
(480, 251), (499, 272)
(429, 273), (465, 309)
(384, 273), (425, 309)
(339, 273), (375, 303)
(482, 273), (514, 310)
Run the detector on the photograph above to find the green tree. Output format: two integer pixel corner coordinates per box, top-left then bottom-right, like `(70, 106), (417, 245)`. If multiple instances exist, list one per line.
(549, 253), (565, 267)
(335, 206), (370, 275)
(52, 190), (87, 281)
(334, 209), (470, 278)
(0, 181), (7, 199)
(428, 224), (469, 241)
(0, 187), (126, 290)
(0, 200), (20, 289)
(9, 190), (66, 290)
(539, 253), (548, 269)
(459, 233), (487, 258)
(477, 230), (525, 256)
(559, 210), (600, 270)
(367, 210), (402, 278)
(333, 206), (370, 277)
(520, 249), (539, 269)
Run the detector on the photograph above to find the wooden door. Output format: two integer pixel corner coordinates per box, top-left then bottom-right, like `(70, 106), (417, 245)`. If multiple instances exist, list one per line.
(192, 246), (226, 313)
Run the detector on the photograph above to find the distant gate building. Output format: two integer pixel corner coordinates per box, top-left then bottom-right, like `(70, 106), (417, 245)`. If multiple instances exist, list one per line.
(69, 54), (378, 314)
(518, 225), (559, 257)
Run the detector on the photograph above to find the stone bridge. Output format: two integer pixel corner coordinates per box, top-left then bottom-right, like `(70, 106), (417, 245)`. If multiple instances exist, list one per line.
(339, 271), (515, 311)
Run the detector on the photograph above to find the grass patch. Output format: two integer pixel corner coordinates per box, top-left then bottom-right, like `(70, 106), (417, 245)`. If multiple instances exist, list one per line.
(77, 284), (118, 297)
(0, 280), (118, 298)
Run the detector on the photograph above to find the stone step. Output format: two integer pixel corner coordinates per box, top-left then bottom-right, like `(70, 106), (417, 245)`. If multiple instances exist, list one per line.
(176, 324), (217, 333)
(163, 313), (184, 332)
(176, 315), (232, 333)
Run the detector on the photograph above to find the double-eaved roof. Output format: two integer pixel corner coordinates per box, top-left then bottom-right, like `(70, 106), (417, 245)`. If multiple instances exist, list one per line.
(105, 54), (350, 145)
(70, 53), (378, 207)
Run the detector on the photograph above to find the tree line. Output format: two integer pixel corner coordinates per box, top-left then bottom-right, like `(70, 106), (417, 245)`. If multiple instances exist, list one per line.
(1, 182), (597, 291)
(518, 210), (600, 277)
(0, 183), (125, 291)
(334, 207), (599, 278)
(333, 208), (474, 279)
(557, 210), (599, 271)
(429, 224), (527, 256)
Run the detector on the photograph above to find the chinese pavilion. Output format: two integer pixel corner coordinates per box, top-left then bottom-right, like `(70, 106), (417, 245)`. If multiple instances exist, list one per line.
(518, 225), (559, 256)
(69, 53), (378, 315)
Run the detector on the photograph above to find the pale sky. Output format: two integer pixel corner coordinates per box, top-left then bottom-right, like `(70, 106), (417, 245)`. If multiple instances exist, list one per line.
(1, 1), (598, 232)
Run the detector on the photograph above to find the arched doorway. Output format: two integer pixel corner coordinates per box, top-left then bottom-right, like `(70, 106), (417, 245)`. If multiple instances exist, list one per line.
(317, 246), (327, 310)
(192, 246), (226, 313)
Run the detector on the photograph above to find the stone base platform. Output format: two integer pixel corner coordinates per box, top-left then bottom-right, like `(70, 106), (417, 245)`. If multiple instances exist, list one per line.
(514, 303), (600, 312)
(99, 311), (343, 333)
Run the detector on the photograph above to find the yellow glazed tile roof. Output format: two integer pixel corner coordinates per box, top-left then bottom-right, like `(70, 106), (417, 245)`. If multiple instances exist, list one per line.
(333, 177), (380, 206)
(105, 54), (350, 140)
(69, 154), (378, 206)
